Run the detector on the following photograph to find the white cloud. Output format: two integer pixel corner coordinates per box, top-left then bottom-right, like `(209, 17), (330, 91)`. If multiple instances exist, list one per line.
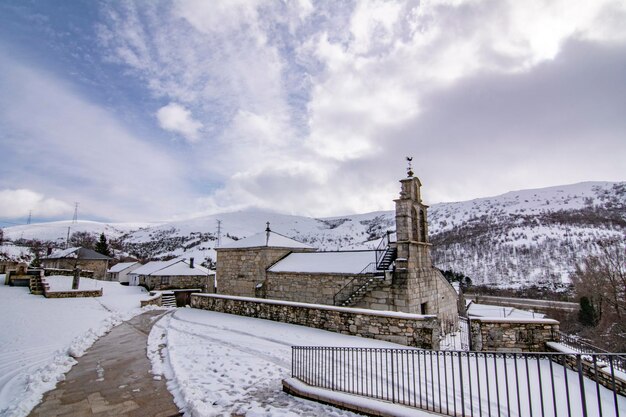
(0, 189), (71, 219)
(156, 103), (203, 142)
(0, 55), (195, 221)
(93, 0), (626, 218)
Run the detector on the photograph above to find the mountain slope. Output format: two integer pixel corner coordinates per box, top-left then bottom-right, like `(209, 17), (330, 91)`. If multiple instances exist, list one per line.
(2, 181), (624, 288)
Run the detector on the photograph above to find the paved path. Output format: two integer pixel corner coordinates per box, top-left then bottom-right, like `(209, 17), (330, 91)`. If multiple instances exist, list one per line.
(29, 310), (181, 417)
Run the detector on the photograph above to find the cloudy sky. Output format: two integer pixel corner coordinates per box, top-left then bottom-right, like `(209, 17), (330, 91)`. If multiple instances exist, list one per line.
(1, 0), (625, 224)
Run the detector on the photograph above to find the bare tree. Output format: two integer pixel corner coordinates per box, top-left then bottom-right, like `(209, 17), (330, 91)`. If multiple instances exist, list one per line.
(69, 231), (97, 249)
(572, 240), (626, 351)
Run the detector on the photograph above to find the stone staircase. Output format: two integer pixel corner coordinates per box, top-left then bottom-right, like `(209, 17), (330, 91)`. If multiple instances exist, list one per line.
(29, 275), (45, 295)
(161, 292), (177, 308)
(336, 275), (385, 307)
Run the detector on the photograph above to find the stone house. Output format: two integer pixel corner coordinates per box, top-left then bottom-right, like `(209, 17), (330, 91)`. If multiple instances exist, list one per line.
(106, 261), (141, 284)
(41, 247), (111, 279)
(129, 258), (215, 291)
(216, 174), (459, 320)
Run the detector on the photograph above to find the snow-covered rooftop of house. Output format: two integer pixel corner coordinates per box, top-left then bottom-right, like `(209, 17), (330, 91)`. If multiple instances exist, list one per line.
(150, 260), (213, 276)
(467, 302), (546, 319)
(268, 250), (377, 274)
(130, 260), (179, 275)
(219, 230), (314, 250)
(45, 247), (111, 260)
(107, 262), (139, 273)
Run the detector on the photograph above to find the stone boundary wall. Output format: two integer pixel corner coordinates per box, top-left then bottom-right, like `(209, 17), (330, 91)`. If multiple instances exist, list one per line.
(44, 268), (95, 278)
(470, 317), (559, 352)
(546, 343), (626, 396)
(140, 293), (162, 307)
(191, 294), (441, 349)
(44, 289), (102, 298)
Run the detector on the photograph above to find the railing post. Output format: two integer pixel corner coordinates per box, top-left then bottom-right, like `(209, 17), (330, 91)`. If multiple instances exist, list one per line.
(577, 354), (589, 417)
(390, 350), (396, 403)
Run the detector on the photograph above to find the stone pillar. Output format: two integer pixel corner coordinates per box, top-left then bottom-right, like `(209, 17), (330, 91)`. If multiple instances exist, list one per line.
(72, 268), (81, 290)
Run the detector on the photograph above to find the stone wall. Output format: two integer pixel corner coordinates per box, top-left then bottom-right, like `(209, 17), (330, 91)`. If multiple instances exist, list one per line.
(191, 293), (441, 349)
(44, 268), (95, 278)
(265, 272), (368, 305)
(42, 260), (108, 279)
(140, 293), (162, 307)
(470, 318), (559, 352)
(546, 344), (626, 396)
(140, 275), (210, 291)
(216, 247), (313, 297)
(44, 289), (102, 298)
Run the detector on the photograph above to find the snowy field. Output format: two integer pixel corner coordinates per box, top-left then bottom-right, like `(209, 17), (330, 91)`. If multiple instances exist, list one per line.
(148, 308), (428, 417)
(0, 275), (148, 417)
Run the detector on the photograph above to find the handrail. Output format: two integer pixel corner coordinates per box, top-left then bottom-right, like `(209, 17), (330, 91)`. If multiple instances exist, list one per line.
(556, 330), (626, 371)
(333, 263), (381, 306)
(375, 231), (397, 269)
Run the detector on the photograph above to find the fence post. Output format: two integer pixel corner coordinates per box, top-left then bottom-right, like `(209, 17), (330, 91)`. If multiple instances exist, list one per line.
(390, 350), (396, 403)
(577, 354), (589, 417)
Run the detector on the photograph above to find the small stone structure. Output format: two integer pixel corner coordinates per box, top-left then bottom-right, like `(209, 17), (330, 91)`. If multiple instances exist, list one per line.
(41, 247), (111, 279)
(191, 293), (441, 349)
(130, 258), (215, 291)
(469, 317), (559, 352)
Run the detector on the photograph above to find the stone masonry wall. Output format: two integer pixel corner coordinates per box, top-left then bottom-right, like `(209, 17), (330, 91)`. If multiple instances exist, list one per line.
(42, 259), (108, 279)
(470, 318), (559, 352)
(141, 275), (209, 291)
(191, 293), (441, 349)
(266, 272), (366, 305)
(44, 289), (103, 298)
(216, 247), (294, 297)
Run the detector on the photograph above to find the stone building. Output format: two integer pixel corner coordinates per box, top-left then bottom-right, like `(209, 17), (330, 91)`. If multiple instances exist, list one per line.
(129, 258), (215, 291)
(216, 173), (459, 320)
(106, 261), (140, 284)
(41, 247), (111, 279)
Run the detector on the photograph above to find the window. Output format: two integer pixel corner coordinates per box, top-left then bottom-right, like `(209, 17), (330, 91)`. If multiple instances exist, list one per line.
(421, 302), (428, 315)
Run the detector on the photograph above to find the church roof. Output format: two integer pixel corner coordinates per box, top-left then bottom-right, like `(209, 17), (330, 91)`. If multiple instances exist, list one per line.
(219, 230), (314, 250)
(268, 250), (377, 274)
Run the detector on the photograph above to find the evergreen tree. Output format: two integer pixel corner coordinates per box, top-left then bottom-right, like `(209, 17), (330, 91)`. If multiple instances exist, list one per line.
(95, 233), (111, 257)
(578, 296), (599, 327)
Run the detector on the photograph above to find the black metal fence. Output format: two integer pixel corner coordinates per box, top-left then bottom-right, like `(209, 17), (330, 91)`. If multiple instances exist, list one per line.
(291, 346), (625, 417)
(556, 331), (626, 373)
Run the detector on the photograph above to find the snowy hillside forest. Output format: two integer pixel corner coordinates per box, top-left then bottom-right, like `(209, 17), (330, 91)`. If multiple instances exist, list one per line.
(2, 181), (624, 289)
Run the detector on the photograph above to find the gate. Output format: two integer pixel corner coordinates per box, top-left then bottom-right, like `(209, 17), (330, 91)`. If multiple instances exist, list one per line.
(441, 316), (470, 351)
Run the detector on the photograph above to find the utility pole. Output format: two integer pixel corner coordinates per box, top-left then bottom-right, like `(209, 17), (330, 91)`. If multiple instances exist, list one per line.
(72, 202), (79, 224)
(216, 220), (222, 248)
(66, 226), (71, 249)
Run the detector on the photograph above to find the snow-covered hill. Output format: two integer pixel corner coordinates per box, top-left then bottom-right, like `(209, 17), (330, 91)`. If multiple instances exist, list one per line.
(2, 181), (624, 288)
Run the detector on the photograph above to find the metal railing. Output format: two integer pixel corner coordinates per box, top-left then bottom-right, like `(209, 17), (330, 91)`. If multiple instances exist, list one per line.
(556, 331), (626, 372)
(291, 346), (625, 417)
(375, 231), (396, 269)
(332, 264), (382, 306)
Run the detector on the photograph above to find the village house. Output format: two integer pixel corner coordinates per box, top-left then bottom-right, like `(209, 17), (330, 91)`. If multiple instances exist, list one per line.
(129, 258), (215, 291)
(106, 261), (141, 284)
(215, 173), (459, 320)
(41, 247), (111, 279)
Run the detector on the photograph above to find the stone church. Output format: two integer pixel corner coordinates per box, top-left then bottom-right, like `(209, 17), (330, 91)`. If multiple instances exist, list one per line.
(215, 173), (458, 320)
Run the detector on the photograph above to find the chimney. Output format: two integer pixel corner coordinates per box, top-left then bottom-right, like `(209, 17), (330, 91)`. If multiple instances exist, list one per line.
(265, 222), (271, 246)
(189, 257), (194, 268)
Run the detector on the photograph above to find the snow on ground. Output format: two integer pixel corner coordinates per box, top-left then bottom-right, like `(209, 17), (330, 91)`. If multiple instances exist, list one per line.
(0, 275), (149, 417)
(152, 308), (625, 417)
(148, 308), (409, 417)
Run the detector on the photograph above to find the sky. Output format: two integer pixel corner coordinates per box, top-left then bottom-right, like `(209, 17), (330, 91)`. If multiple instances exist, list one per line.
(0, 0), (625, 224)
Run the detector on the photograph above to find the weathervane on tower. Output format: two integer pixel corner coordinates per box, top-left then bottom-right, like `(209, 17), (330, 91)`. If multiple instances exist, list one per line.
(406, 156), (414, 178)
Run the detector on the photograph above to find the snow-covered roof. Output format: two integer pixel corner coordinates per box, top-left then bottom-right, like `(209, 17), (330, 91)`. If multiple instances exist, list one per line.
(130, 260), (179, 276)
(150, 259), (213, 276)
(219, 230), (314, 250)
(107, 262), (139, 273)
(45, 247), (111, 260)
(467, 303), (546, 319)
(268, 251), (377, 274)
